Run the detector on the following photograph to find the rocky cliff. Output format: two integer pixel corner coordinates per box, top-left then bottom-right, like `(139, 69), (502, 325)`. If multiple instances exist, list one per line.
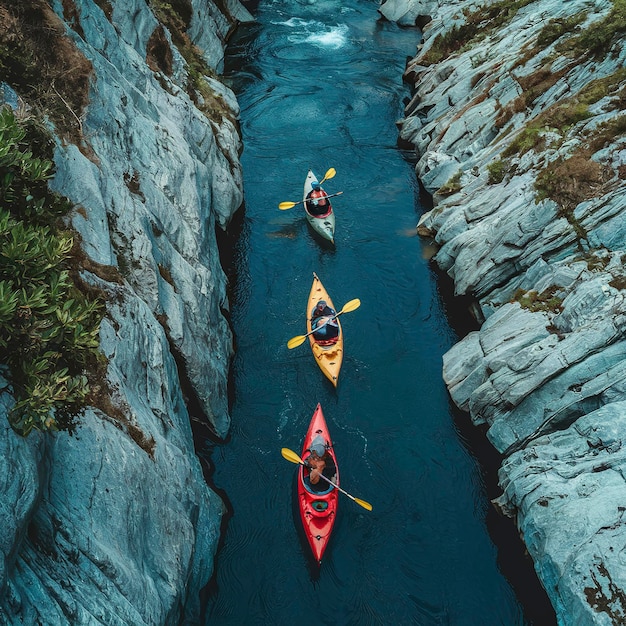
(0, 0), (252, 623)
(380, 0), (626, 624)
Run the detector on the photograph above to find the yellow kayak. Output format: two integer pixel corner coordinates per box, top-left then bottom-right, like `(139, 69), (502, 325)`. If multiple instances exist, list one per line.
(306, 272), (343, 387)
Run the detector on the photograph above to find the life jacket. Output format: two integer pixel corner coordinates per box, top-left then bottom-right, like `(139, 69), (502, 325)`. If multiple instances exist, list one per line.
(309, 189), (328, 205)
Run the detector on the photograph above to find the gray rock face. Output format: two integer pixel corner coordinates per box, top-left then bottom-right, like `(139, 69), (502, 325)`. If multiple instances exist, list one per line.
(394, 0), (626, 623)
(494, 402), (626, 626)
(0, 0), (250, 623)
(378, 0), (442, 26)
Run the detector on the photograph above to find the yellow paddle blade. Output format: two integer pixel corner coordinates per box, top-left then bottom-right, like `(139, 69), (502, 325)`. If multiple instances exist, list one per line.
(341, 298), (361, 313)
(278, 201), (298, 210)
(320, 167), (336, 183)
(287, 335), (307, 350)
(281, 447), (303, 464)
(354, 497), (373, 511)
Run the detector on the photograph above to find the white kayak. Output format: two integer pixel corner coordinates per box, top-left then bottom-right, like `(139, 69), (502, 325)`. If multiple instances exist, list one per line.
(303, 170), (336, 244)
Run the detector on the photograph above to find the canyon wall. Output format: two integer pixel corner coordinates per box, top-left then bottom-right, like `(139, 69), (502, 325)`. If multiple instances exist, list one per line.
(0, 0), (252, 623)
(381, 0), (626, 623)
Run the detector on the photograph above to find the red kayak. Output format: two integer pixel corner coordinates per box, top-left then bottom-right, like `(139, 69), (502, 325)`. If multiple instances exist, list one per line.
(297, 404), (339, 564)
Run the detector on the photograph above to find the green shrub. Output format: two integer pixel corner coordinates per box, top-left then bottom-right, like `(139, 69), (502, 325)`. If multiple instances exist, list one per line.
(503, 125), (545, 157)
(0, 106), (103, 436)
(578, 68), (626, 105)
(437, 171), (462, 195)
(512, 286), (564, 313)
(421, 24), (473, 66)
(557, 0), (626, 57)
(536, 12), (587, 48)
(420, 0), (536, 65)
(487, 159), (507, 184)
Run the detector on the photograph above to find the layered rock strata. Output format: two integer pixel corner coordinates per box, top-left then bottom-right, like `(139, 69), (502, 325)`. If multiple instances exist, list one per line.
(0, 0), (251, 623)
(383, 0), (626, 623)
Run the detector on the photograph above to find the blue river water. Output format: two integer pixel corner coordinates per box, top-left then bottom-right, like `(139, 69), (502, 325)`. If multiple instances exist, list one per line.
(203, 0), (556, 623)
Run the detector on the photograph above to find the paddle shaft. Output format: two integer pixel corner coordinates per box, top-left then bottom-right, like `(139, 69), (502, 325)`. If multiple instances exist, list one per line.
(286, 298), (360, 349)
(286, 311), (342, 349)
(279, 190), (343, 210)
(307, 189), (343, 203)
(313, 466), (358, 504)
(298, 458), (369, 510)
(302, 312), (340, 339)
(281, 447), (372, 511)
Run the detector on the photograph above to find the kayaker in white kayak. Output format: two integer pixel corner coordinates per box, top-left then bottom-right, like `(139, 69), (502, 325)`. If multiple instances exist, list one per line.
(306, 181), (331, 216)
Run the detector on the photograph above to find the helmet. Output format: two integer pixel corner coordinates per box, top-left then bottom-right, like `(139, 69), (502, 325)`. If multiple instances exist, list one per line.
(316, 300), (327, 308)
(311, 181), (321, 189)
(311, 443), (325, 457)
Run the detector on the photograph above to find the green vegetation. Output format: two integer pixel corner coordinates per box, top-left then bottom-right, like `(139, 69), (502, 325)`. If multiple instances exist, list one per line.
(420, 24), (468, 66)
(149, 0), (233, 123)
(557, 0), (626, 57)
(420, 0), (536, 65)
(530, 113), (626, 244)
(512, 286), (564, 313)
(437, 171), (462, 195)
(534, 113), (626, 205)
(587, 114), (626, 152)
(0, 1), (92, 145)
(502, 101), (591, 157)
(503, 125), (545, 157)
(500, 68), (626, 161)
(534, 154), (598, 238)
(487, 159), (508, 184)
(536, 12), (587, 48)
(578, 68), (626, 107)
(0, 106), (103, 436)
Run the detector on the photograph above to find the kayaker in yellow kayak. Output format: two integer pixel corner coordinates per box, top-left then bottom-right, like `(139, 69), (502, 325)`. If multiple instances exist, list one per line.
(311, 300), (339, 342)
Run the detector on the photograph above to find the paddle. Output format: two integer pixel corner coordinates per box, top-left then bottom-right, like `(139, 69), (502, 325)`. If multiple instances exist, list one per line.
(278, 191), (343, 211)
(286, 298), (361, 349)
(319, 167), (336, 184)
(281, 447), (373, 511)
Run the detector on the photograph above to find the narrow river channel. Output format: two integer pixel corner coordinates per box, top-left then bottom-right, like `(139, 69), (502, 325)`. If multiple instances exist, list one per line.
(204, 0), (556, 623)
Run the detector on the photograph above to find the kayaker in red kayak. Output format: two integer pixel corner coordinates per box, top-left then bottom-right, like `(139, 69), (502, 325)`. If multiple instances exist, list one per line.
(305, 443), (336, 493)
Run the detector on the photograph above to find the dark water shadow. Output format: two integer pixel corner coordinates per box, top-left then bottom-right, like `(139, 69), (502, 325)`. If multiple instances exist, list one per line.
(429, 246), (556, 625)
(450, 399), (557, 626)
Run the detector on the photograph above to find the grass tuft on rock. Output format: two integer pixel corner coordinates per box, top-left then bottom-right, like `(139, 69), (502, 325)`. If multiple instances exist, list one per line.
(420, 0), (536, 65)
